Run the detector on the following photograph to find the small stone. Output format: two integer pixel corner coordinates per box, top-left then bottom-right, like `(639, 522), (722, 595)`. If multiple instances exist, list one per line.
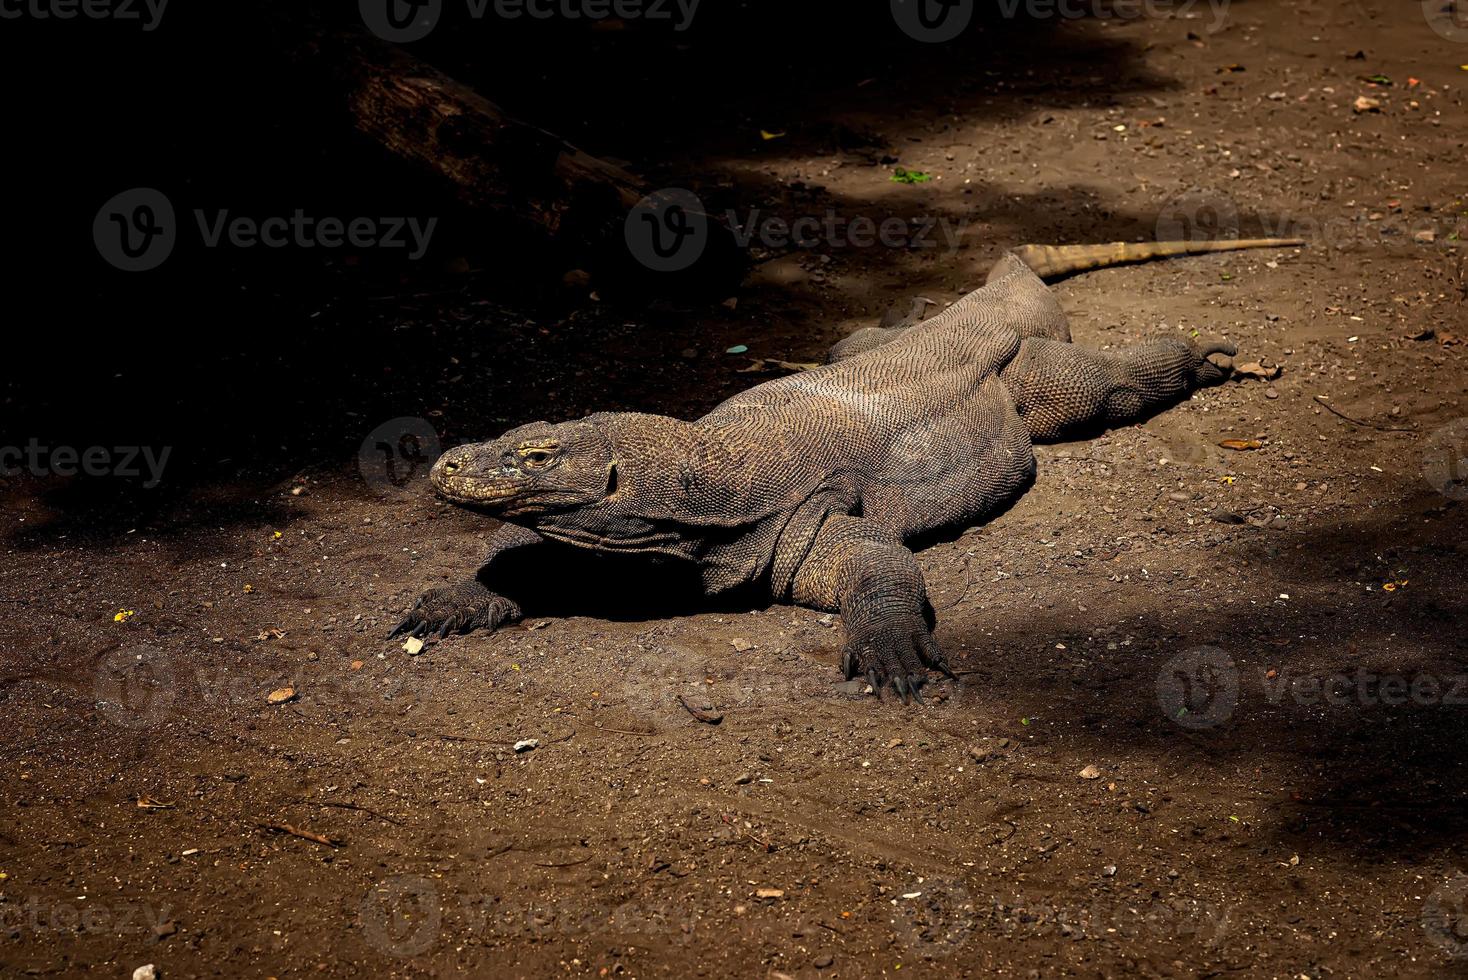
(152, 921), (178, 939)
(731, 638), (754, 652)
(1167, 491), (1190, 502)
(734, 773), (754, 785)
(403, 636), (425, 656)
(133, 967), (159, 980)
(814, 953), (835, 969)
(1078, 764), (1102, 780)
(1265, 387), (1279, 399)
(1212, 509), (1246, 525)
(513, 739), (540, 753)
(306, 651), (318, 662)
(1414, 230), (1436, 244)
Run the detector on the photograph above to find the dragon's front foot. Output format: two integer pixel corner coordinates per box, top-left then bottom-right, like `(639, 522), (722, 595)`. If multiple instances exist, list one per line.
(1190, 337), (1238, 387)
(841, 611), (955, 705)
(388, 579), (522, 642)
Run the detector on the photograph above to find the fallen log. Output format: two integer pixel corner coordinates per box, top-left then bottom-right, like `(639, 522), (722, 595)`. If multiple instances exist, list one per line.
(294, 22), (740, 287)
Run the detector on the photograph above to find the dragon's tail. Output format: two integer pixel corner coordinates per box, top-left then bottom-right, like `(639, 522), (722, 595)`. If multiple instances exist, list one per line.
(1007, 238), (1305, 281)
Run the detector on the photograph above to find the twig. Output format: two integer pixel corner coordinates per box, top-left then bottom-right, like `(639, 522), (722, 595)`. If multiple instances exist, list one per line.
(258, 822), (342, 847)
(301, 799), (405, 826)
(1313, 396), (1416, 433)
(593, 725), (661, 737)
(437, 733), (499, 744)
(535, 855), (593, 868)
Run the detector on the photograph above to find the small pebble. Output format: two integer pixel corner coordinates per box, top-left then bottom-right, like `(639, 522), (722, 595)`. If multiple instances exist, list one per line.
(513, 739), (539, 753)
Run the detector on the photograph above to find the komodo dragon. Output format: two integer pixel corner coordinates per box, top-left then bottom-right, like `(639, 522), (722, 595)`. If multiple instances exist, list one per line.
(393, 237), (1302, 702)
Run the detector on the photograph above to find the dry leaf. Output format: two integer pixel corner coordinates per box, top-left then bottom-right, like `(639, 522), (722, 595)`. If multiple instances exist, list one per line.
(135, 795), (175, 809)
(1234, 361), (1282, 381)
(1219, 439), (1263, 451)
(755, 888), (784, 898)
(266, 686), (297, 705)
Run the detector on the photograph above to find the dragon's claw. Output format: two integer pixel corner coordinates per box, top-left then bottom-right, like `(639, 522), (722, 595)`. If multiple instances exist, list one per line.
(388, 579), (523, 647)
(843, 618), (949, 706)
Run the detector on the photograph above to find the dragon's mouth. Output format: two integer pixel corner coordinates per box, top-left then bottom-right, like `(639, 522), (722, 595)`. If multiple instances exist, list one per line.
(429, 455), (529, 508)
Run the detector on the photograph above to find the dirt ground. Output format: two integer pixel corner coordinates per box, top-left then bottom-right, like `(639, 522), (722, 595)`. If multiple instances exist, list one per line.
(4, 1), (1468, 977)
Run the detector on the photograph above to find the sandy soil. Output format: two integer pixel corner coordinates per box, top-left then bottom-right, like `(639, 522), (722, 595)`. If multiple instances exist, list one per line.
(3, 1), (1468, 977)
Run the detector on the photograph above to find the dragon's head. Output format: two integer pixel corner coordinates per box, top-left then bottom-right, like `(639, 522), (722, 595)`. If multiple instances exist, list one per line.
(430, 419), (615, 519)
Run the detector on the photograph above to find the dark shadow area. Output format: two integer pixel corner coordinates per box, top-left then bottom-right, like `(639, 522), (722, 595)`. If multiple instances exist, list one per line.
(1, 0), (1196, 507)
(932, 494), (1468, 861)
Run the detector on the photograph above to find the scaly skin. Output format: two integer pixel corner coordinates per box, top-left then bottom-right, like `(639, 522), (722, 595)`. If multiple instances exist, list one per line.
(393, 240), (1294, 703)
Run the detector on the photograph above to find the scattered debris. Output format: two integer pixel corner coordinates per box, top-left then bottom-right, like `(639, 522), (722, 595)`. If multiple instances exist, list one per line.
(677, 695), (723, 725)
(258, 822), (341, 847)
(739, 358), (820, 374)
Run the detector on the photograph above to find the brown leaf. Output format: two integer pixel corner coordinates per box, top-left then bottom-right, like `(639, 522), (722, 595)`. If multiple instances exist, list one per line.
(1234, 361), (1282, 381)
(135, 795), (176, 809)
(1219, 439), (1263, 451)
(266, 686), (297, 705)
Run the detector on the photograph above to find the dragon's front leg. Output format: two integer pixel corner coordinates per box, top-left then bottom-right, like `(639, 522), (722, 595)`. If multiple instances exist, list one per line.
(790, 515), (955, 704)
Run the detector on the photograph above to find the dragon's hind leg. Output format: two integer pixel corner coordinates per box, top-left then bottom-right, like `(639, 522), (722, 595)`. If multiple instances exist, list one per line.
(999, 336), (1235, 443)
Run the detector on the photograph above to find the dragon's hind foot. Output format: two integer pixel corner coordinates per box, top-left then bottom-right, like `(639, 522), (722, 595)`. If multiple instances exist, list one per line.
(388, 578), (522, 643)
(841, 615), (956, 705)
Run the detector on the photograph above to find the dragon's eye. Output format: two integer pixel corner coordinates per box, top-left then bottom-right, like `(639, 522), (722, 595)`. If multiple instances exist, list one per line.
(521, 448), (556, 467)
